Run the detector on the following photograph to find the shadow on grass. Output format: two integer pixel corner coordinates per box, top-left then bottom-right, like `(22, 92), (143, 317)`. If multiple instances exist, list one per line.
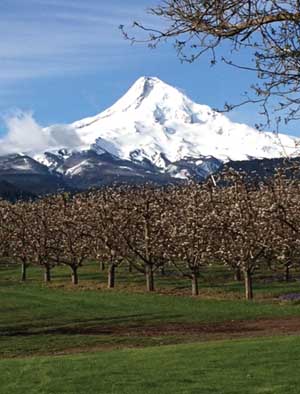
(0, 313), (183, 337)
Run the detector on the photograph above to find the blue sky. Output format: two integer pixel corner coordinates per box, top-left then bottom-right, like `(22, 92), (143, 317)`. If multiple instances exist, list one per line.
(0, 0), (299, 137)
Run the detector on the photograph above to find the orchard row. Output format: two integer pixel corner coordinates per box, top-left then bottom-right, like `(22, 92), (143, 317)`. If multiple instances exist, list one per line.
(0, 169), (299, 300)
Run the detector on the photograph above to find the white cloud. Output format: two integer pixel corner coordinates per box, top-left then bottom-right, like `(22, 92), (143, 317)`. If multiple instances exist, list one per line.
(47, 123), (83, 148)
(0, 111), (83, 155)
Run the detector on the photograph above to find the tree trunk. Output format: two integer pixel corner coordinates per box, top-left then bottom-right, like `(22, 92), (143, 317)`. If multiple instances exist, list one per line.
(128, 262), (133, 273)
(21, 261), (27, 282)
(191, 272), (199, 296)
(234, 267), (242, 282)
(144, 218), (154, 292)
(146, 265), (154, 292)
(244, 269), (253, 300)
(160, 266), (165, 276)
(44, 266), (51, 283)
(71, 266), (78, 285)
(108, 264), (115, 289)
(284, 264), (291, 282)
(99, 261), (105, 271)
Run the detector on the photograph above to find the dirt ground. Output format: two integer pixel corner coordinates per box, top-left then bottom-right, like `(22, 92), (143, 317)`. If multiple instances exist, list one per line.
(88, 316), (300, 338)
(5, 316), (300, 358)
(31, 316), (300, 340)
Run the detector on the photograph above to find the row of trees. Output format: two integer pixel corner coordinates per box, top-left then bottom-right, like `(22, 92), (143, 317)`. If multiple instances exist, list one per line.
(1, 169), (300, 300)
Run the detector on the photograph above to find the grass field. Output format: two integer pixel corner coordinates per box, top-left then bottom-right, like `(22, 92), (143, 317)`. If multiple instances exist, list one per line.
(1, 337), (300, 394)
(1, 262), (300, 393)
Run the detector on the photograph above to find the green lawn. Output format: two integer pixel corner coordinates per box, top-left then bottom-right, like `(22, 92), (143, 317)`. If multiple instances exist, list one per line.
(3, 280), (300, 333)
(1, 262), (300, 357)
(1, 336), (300, 394)
(2, 281), (300, 357)
(0, 263), (300, 394)
(1, 262), (300, 393)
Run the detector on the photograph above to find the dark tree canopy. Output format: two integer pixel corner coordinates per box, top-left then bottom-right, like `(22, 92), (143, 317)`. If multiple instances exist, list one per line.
(123, 0), (300, 128)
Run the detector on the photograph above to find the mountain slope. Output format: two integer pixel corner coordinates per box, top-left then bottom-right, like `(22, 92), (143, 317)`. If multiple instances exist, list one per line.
(1, 76), (299, 199)
(65, 76), (299, 167)
(0, 154), (67, 195)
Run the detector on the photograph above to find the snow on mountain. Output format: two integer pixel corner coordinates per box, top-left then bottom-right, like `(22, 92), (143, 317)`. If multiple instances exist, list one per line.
(2, 76), (300, 196)
(0, 154), (50, 175)
(65, 76), (299, 166)
(27, 76), (299, 184)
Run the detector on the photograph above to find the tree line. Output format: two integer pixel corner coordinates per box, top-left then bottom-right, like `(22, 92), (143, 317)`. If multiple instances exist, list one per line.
(0, 168), (300, 300)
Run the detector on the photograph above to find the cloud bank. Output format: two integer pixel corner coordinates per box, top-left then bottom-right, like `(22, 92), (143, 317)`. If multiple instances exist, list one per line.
(0, 111), (83, 155)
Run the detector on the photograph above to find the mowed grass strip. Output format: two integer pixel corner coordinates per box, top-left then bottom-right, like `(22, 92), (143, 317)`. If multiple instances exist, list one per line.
(2, 282), (300, 358)
(1, 336), (300, 394)
(3, 280), (300, 334)
(2, 262), (300, 332)
(2, 263), (300, 357)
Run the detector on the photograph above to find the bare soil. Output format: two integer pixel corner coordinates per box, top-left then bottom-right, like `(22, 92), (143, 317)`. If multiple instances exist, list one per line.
(4, 317), (300, 358)
(72, 316), (300, 339)
(8, 316), (300, 338)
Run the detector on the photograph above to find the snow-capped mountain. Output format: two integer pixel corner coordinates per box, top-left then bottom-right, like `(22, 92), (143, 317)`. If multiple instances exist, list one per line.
(71, 76), (298, 161)
(0, 76), (299, 197)
(35, 76), (299, 180)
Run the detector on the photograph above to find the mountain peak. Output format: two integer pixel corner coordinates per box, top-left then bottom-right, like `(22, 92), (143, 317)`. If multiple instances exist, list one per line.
(125, 76), (162, 102)
(134, 76), (171, 88)
(132, 76), (176, 96)
(71, 77), (299, 164)
(135, 76), (163, 85)
(132, 75), (185, 96)
(73, 76), (189, 127)
(109, 76), (184, 112)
